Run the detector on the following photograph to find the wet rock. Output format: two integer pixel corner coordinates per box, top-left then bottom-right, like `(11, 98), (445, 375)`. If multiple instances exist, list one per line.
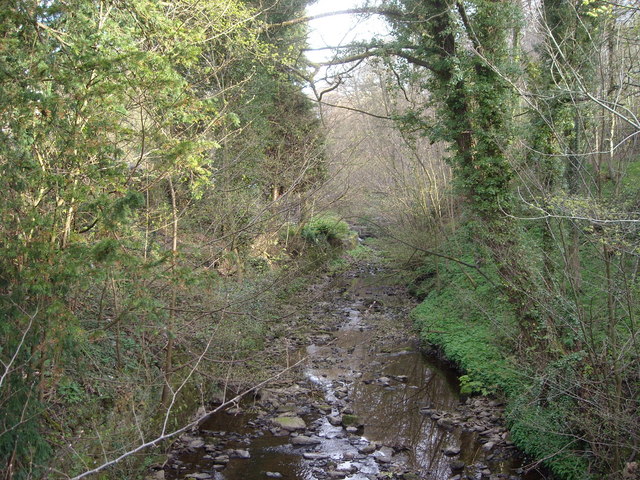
(213, 455), (229, 464)
(337, 463), (358, 474)
(327, 471), (347, 479)
(444, 446), (461, 456)
(290, 435), (321, 446)
(437, 417), (455, 430)
(328, 415), (342, 426)
(265, 473), (283, 478)
(276, 403), (297, 413)
(358, 444), (376, 454)
(186, 474), (213, 480)
(373, 446), (394, 463)
(345, 426), (359, 433)
(482, 442), (495, 452)
(272, 415), (306, 431)
(316, 403), (332, 413)
(304, 452), (330, 460)
(230, 449), (250, 458)
(187, 438), (205, 449)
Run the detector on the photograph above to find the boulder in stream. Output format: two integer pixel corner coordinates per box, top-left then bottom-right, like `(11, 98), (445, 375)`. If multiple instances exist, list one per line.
(290, 435), (321, 446)
(272, 415), (306, 431)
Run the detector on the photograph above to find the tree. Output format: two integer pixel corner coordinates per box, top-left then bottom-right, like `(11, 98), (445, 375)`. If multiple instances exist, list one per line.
(0, 0), (327, 477)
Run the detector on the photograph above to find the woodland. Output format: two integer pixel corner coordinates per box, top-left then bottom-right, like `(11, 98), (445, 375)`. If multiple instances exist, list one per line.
(0, 0), (639, 479)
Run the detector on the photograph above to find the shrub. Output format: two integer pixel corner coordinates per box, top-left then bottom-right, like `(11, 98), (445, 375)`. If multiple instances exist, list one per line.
(300, 214), (354, 247)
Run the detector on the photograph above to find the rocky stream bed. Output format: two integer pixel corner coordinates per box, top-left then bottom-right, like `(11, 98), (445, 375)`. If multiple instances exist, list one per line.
(149, 262), (544, 480)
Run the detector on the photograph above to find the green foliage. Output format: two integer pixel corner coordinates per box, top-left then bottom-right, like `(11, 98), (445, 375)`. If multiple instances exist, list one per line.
(407, 228), (595, 478)
(301, 214), (354, 247)
(0, 0), (326, 477)
(57, 378), (86, 405)
(509, 396), (591, 480)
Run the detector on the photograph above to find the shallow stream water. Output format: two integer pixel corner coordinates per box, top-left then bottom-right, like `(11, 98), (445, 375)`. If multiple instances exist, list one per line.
(166, 271), (541, 480)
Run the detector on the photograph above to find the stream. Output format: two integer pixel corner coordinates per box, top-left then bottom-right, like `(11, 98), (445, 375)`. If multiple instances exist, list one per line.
(161, 265), (543, 480)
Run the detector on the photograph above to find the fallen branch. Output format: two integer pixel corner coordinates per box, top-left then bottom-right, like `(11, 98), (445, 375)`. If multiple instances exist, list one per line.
(67, 357), (308, 480)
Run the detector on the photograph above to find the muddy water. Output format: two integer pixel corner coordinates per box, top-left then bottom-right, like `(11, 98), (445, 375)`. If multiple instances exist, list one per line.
(166, 270), (538, 480)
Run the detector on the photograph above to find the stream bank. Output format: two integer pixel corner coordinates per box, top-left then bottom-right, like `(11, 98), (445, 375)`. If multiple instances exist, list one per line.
(152, 258), (543, 480)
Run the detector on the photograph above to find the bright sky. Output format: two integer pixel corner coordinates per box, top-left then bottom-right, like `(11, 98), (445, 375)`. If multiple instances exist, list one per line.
(305, 0), (389, 65)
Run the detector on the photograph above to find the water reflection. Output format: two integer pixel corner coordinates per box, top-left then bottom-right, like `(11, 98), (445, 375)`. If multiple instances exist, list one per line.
(167, 272), (538, 480)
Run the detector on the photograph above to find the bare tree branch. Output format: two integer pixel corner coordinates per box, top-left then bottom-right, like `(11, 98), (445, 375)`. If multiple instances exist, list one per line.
(68, 357), (307, 480)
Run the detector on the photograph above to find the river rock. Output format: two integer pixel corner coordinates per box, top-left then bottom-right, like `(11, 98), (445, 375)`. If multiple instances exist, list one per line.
(328, 415), (342, 426)
(358, 443), (376, 454)
(316, 403), (332, 413)
(231, 449), (250, 458)
(444, 446), (461, 456)
(328, 471), (347, 479)
(272, 415), (306, 431)
(265, 473), (283, 478)
(277, 403), (298, 413)
(213, 454), (229, 464)
(188, 438), (205, 449)
(437, 417), (455, 430)
(373, 446), (394, 463)
(186, 474), (213, 480)
(304, 452), (329, 460)
(337, 464), (358, 474)
(291, 435), (321, 446)
(450, 460), (466, 472)
(482, 441), (495, 452)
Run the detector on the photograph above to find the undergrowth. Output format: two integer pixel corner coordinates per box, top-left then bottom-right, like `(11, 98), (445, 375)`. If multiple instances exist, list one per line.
(404, 227), (597, 480)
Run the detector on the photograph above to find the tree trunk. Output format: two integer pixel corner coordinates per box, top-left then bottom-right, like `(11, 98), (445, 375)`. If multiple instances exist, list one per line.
(161, 178), (178, 407)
